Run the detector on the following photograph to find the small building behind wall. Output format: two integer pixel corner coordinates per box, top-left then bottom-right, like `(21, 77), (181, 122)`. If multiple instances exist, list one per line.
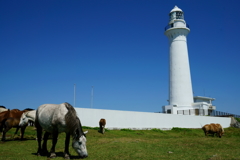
(193, 96), (216, 116)
(162, 96), (216, 116)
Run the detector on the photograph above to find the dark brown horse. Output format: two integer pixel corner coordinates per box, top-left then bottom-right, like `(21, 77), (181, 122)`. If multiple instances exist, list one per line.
(0, 109), (28, 141)
(2, 117), (28, 141)
(99, 118), (106, 134)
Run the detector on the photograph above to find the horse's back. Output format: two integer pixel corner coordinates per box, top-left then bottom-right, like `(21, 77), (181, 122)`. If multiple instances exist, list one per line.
(36, 103), (69, 133)
(0, 110), (10, 121)
(99, 119), (106, 126)
(9, 110), (26, 119)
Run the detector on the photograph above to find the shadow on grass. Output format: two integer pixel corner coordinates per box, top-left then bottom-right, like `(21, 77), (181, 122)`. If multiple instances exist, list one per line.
(0, 137), (36, 143)
(31, 152), (84, 159)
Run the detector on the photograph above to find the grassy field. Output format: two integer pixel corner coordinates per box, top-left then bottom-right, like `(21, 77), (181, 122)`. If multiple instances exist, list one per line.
(0, 126), (240, 160)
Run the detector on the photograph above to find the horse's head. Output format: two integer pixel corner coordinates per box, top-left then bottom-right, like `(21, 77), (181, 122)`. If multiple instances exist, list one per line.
(19, 112), (28, 127)
(72, 130), (88, 158)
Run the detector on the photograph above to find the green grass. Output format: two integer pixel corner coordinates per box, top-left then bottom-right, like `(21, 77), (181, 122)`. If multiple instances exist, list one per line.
(0, 126), (240, 160)
(235, 117), (240, 123)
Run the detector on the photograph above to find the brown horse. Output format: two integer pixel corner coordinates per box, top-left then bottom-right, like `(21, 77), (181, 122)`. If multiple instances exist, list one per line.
(2, 117), (28, 141)
(99, 118), (106, 134)
(0, 109), (28, 141)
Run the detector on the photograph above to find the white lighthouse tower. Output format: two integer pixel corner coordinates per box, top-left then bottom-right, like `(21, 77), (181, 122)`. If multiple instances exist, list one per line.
(163, 6), (193, 114)
(162, 6), (216, 115)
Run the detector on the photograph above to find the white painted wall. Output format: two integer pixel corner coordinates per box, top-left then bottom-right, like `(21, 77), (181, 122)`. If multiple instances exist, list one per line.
(75, 108), (231, 130)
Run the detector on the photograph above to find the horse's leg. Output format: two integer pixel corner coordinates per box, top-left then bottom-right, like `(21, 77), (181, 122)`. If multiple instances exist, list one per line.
(20, 126), (27, 140)
(1, 126), (8, 141)
(42, 132), (50, 156)
(0, 123), (3, 132)
(35, 120), (43, 156)
(64, 133), (71, 159)
(13, 127), (20, 139)
(49, 131), (58, 158)
(2, 124), (12, 141)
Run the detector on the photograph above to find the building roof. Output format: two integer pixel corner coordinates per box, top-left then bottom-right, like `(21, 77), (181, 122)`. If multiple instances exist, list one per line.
(170, 6), (183, 13)
(194, 96), (215, 101)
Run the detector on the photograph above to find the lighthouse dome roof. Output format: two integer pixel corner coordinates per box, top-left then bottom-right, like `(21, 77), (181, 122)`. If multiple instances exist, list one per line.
(170, 6), (183, 13)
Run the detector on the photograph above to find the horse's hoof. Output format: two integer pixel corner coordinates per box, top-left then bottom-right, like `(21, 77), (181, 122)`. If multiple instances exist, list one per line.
(64, 152), (70, 159)
(49, 153), (56, 158)
(64, 155), (70, 159)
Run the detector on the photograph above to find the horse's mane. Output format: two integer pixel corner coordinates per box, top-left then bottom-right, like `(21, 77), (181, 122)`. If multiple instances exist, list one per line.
(64, 102), (83, 139)
(23, 108), (34, 111)
(0, 106), (6, 109)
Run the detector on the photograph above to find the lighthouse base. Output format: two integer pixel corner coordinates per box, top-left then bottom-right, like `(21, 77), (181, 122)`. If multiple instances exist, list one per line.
(162, 102), (216, 116)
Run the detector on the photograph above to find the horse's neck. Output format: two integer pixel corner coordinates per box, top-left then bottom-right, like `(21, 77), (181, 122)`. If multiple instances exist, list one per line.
(26, 110), (36, 121)
(72, 125), (85, 140)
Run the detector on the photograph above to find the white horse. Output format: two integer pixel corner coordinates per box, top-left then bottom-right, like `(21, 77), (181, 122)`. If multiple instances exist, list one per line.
(0, 106), (8, 113)
(35, 102), (88, 159)
(19, 110), (36, 127)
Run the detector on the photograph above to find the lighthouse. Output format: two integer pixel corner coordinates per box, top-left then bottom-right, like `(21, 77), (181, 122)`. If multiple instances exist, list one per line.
(162, 6), (216, 115)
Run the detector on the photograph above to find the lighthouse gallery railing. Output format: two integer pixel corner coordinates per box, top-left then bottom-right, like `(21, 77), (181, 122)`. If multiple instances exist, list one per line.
(164, 24), (190, 31)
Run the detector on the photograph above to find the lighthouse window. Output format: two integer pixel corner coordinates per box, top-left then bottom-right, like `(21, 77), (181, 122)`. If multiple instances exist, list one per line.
(176, 11), (183, 19)
(170, 12), (176, 21)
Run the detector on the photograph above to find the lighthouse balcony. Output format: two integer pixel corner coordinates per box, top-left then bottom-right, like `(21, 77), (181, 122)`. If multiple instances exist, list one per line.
(165, 23), (190, 31)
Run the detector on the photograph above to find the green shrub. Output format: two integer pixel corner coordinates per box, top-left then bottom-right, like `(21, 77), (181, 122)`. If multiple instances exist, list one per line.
(235, 117), (240, 122)
(120, 128), (134, 132)
(151, 128), (164, 133)
(171, 127), (192, 132)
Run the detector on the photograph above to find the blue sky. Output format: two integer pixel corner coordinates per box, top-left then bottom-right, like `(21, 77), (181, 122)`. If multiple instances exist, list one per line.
(1, 0), (240, 114)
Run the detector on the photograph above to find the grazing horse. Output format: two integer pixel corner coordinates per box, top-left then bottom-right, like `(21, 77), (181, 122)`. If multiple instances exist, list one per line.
(99, 118), (106, 134)
(202, 123), (224, 138)
(19, 110), (36, 127)
(0, 109), (28, 141)
(2, 117), (28, 141)
(35, 102), (88, 159)
(0, 106), (8, 113)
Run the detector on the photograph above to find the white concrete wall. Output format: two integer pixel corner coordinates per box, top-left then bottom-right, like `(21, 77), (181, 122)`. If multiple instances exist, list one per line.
(75, 108), (231, 130)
